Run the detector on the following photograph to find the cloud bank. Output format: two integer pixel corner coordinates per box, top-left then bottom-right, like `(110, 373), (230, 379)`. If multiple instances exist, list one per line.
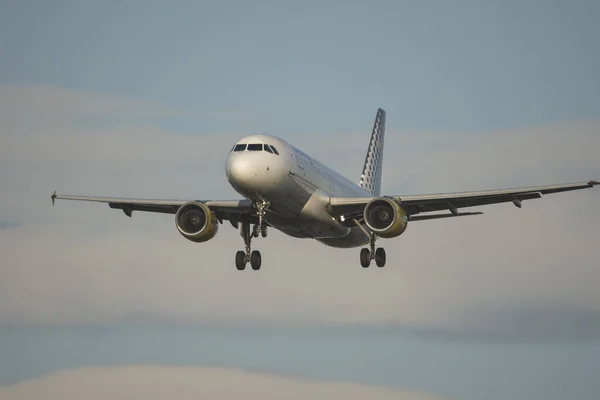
(0, 366), (446, 400)
(1, 85), (599, 341)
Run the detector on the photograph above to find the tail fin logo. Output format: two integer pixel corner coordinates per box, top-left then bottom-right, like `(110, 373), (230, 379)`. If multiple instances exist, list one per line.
(359, 108), (386, 197)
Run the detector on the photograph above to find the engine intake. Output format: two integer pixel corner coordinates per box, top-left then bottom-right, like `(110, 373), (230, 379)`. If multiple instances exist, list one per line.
(175, 202), (219, 243)
(363, 197), (408, 238)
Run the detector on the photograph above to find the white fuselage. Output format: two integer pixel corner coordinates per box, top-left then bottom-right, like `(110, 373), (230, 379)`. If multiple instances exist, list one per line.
(225, 134), (373, 248)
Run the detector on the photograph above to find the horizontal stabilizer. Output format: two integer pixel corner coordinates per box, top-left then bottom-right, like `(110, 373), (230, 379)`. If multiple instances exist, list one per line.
(409, 212), (483, 222)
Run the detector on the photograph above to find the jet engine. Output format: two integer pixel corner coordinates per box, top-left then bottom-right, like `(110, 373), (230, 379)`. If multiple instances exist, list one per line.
(363, 197), (408, 238)
(175, 201), (219, 243)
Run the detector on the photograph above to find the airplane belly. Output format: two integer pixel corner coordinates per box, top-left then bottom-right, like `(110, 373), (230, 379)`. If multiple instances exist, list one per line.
(265, 171), (312, 219)
(296, 188), (350, 238)
(260, 171), (314, 238)
(316, 226), (371, 248)
(264, 172), (350, 239)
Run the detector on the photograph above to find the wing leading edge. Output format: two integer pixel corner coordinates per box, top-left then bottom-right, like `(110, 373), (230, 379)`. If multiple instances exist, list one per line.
(329, 180), (598, 221)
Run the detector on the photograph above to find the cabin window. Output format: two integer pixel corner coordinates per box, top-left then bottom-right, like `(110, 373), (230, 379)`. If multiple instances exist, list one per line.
(264, 145), (273, 154)
(233, 144), (246, 152)
(247, 143), (262, 151)
(270, 145), (279, 155)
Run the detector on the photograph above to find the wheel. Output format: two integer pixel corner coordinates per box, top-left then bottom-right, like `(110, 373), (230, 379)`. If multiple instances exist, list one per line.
(250, 250), (262, 270)
(261, 225), (268, 238)
(375, 247), (386, 268)
(360, 248), (371, 268)
(235, 251), (246, 270)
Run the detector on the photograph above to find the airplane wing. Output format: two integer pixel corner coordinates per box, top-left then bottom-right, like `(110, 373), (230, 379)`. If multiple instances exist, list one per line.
(51, 192), (256, 224)
(329, 180), (598, 222)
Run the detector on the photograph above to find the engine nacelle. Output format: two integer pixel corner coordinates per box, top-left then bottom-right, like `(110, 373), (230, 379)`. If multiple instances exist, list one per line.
(175, 201), (219, 243)
(363, 197), (408, 238)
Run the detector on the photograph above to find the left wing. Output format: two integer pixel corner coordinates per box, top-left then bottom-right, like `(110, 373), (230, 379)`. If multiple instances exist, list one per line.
(51, 192), (255, 224)
(329, 180), (598, 221)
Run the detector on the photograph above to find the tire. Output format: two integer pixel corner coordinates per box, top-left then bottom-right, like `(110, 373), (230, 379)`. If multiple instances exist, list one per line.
(250, 250), (262, 270)
(235, 251), (246, 270)
(375, 247), (386, 268)
(360, 248), (371, 268)
(261, 226), (268, 238)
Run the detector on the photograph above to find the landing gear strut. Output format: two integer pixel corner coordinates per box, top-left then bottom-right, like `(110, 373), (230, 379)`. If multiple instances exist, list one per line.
(235, 198), (270, 271)
(255, 197), (270, 237)
(360, 233), (386, 268)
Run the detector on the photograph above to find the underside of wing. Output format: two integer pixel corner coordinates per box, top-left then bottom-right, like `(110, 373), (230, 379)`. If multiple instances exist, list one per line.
(329, 180), (598, 222)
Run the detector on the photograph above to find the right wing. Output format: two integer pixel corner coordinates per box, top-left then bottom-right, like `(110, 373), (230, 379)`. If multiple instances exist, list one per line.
(51, 192), (256, 225)
(397, 180), (598, 216)
(329, 180), (598, 222)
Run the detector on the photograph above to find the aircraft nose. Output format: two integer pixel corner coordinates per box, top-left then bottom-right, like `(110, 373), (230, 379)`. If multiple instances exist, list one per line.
(226, 154), (253, 188)
(226, 151), (287, 195)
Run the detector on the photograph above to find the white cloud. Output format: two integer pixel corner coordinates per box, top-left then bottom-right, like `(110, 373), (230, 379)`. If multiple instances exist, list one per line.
(0, 365), (447, 400)
(1, 85), (599, 340)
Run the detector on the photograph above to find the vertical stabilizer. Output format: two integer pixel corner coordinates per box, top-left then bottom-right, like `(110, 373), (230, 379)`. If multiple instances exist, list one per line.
(359, 108), (386, 196)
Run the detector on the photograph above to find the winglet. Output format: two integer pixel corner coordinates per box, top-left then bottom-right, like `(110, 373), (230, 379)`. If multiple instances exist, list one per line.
(51, 191), (57, 206)
(589, 180), (598, 186)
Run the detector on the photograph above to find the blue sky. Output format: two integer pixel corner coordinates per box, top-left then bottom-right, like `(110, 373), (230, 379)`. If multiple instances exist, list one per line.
(1, 1), (599, 400)
(2, 0), (599, 134)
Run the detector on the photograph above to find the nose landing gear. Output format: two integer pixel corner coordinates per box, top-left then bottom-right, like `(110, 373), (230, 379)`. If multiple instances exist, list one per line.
(235, 197), (270, 271)
(255, 198), (270, 237)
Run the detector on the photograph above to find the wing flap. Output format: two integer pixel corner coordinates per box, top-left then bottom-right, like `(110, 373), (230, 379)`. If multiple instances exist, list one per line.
(108, 202), (180, 216)
(409, 212), (483, 221)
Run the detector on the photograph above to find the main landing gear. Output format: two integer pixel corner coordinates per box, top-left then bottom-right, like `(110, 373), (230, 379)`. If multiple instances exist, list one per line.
(360, 233), (386, 268)
(235, 198), (269, 271)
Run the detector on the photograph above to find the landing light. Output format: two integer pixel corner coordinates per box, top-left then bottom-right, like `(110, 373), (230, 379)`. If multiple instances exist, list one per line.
(340, 215), (346, 222)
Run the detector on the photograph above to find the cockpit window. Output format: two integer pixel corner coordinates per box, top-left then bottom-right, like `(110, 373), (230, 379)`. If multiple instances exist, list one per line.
(247, 143), (262, 151)
(232, 142), (279, 154)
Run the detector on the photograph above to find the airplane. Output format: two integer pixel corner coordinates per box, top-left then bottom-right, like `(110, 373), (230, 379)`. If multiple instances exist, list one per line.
(51, 108), (598, 271)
